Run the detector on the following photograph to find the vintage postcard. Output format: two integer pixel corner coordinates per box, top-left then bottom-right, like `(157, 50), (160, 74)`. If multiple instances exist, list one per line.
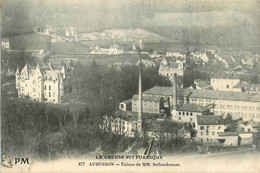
(1, 0), (260, 172)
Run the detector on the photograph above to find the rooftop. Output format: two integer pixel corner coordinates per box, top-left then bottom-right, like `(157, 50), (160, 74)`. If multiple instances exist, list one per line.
(194, 79), (211, 89)
(143, 86), (188, 97)
(177, 103), (209, 113)
(132, 95), (161, 101)
(197, 115), (225, 125)
(187, 88), (260, 102)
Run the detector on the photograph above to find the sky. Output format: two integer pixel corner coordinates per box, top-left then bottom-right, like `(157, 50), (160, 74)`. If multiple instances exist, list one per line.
(1, 0), (259, 36)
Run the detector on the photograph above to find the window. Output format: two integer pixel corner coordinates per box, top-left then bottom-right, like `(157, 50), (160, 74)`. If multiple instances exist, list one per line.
(200, 126), (205, 130)
(249, 106), (255, 111)
(45, 85), (46, 90)
(234, 105), (240, 110)
(190, 113), (193, 116)
(212, 131), (215, 135)
(49, 86), (51, 90)
(179, 112), (181, 115)
(186, 112), (189, 116)
(227, 105), (233, 109)
(179, 117), (181, 120)
(201, 132), (203, 136)
(242, 106), (248, 111)
(227, 85), (229, 88)
(53, 92), (55, 97)
(121, 104), (124, 108)
(182, 112), (185, 115)
(249, 113), (255, 118)
(49, 92), (51, 97)
(220, 104), (226, 109)
(190, 118), (193, 121)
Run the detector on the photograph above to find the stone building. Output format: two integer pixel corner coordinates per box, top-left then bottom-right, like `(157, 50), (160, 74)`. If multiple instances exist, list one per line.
(16, 63), (65, 103)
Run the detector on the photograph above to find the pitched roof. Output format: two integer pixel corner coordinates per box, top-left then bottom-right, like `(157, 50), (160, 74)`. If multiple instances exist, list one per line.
(177, 103), (209, 113)
(143, 86), (188, 97)
(194, 79), (211, 89)
(132, 95), (161, 101)
(196, 81), (210, 89)
(168, 62), (179, 68)
(197, 115), (225, 125)
(187, 88), (260, 102)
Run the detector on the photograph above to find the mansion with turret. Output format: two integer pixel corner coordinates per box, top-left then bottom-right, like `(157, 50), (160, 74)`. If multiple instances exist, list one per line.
(15, 63), (66, 104)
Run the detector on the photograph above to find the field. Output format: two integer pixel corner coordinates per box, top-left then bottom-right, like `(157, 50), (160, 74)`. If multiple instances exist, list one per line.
(49, 54), (143, 67)
(9, 33), (49, 51)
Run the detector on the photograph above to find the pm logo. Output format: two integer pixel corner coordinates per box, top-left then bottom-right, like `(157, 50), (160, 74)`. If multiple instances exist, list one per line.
(14, 158), (29, 164)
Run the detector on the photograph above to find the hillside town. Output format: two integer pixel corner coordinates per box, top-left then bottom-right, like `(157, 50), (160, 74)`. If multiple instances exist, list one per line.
(1, 2), (260, 169)
(2, 26), (260, 156)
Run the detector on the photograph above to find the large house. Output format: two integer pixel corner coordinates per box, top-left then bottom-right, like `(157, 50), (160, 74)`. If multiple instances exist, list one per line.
(138, 85), (260, 122)
(91, 44), (124, 55)
(109, 44), (124, 55)
(159, 57), (185, 78)
(196, 115), (225, 143)
(172, 103), (211, 128)
(187, 89), (260, 122)
(16, 63), (65, 103)
(210, 74), (240, 91)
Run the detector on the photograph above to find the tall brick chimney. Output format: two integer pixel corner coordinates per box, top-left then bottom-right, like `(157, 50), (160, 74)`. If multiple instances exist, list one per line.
(172, 73), (178, 108)
(137, 40), (143, 135)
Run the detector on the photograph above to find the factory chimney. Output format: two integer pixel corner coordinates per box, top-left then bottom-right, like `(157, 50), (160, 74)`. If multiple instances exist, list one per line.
(137, 40), (143, 135)
(172, 73), (178, 108)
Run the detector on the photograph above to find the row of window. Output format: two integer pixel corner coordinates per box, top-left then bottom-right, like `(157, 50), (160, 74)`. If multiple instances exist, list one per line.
(45, 85), (52, 90)
(201, 131), (215, 136)
(200, 125), (221, 130)
(44, 92), (56, 98)
(178, 117), (193, 121)
(178, 111), (193, 116)
(214, 105), (259, 112)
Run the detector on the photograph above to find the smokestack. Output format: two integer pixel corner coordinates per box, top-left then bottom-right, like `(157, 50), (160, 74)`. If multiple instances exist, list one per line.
(172, 73), (177, 108)
(138, 40), (143, 134)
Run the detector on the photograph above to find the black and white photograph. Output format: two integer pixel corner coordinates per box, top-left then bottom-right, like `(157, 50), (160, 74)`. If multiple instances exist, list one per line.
(1, 0), (260, 172)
